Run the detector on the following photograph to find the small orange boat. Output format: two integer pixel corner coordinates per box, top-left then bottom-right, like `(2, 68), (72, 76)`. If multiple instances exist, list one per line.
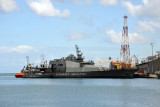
(15, 73), (24, 78)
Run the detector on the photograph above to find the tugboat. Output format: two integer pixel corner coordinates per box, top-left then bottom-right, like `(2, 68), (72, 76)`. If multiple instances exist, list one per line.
(15, 45), (137, 78)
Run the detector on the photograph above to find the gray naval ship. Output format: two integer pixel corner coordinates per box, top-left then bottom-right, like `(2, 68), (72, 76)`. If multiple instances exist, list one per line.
(20, 45), (137, 78)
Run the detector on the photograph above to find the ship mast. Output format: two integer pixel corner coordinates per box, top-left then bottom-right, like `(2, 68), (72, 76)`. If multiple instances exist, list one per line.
(75, 45), (83, 62)
(40, 55), (48, 68)
(26, 56), (29, 66)
(41, 55), (45, 64)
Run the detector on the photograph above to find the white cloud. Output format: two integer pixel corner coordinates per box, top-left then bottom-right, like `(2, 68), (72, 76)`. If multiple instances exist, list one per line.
(138, 21), (160, 34)
(0, 0), (19, 12)
(27, 0), (70, 18)
(99, 0), (117, 6)
(106, 30), (121, 43)
(122, 0), (160, 19)
(106, 29), (152, 44)
(121, 1), (142, 17)
(129, 33), (152, 44)
(0, 45), (38, 53)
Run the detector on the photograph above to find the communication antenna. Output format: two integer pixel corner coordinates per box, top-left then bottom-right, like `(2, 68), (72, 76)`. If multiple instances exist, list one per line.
(120, 16), (130, 64)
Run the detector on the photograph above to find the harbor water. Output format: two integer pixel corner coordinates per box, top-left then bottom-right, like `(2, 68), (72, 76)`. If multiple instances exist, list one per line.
(0, 73), (160, 107)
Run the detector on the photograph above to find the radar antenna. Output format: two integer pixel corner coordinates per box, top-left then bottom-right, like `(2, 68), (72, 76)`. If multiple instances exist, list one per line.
(75, 45), (83, 62)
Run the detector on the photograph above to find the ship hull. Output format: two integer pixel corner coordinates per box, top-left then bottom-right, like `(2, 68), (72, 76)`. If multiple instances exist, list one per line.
(22, 69), (137, 78)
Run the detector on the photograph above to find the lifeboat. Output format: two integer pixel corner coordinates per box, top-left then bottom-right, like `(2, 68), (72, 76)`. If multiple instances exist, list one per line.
(15, 73), (24, 78)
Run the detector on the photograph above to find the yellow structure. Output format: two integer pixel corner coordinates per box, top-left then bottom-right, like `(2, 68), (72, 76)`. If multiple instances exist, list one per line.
(112, 61), (131, 69)
(112, 62), (122, 69)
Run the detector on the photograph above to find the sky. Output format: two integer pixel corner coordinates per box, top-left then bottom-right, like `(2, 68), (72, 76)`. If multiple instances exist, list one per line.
(0, 0), (160, 73)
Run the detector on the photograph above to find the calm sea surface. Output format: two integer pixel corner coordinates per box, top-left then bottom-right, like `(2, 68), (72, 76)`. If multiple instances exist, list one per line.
(0, 73), (160, 107)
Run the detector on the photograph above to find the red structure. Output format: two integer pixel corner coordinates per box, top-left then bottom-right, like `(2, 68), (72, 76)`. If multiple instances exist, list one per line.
(120, 16), (130, 68)
(15, 73), (24, 78)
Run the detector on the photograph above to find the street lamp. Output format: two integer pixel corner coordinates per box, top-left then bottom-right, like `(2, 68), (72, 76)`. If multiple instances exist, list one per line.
(150, 43), (154, 73)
